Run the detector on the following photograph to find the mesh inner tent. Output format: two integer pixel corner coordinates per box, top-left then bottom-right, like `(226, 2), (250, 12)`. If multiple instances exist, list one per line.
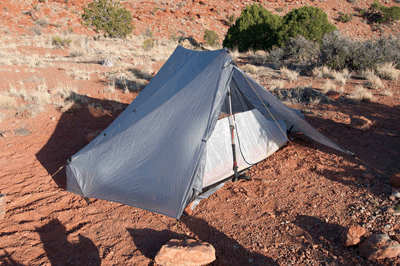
(219, 79), (255, 116)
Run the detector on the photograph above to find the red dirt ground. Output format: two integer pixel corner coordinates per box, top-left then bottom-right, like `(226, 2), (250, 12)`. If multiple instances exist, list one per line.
(1, 0), (400, 265)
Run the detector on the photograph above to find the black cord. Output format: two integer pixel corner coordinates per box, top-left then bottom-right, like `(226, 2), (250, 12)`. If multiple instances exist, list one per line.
(234, 120), (256, 166)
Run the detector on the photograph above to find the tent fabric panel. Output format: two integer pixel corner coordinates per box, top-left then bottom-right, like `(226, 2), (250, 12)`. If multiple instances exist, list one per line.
(72, 46), (226, 157)
(67, 48), (232, 219)
(232, 67), (351, 155)
(202, 109), (287, 188)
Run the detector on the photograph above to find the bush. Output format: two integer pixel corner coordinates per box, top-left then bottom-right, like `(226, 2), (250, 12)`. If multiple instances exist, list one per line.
(142, 38), (154, 51)
(52, 36), (72, 47)
(363, 0), (400, 23)
(223, 5), (335, 52)
(338, 12), (353, 22)
(278, 6), (337, 46)
(223, 4), (282, 52)
(82, 0), (134, 38)
(320, 32), (400, 70)
(277, 35), (320, 65)
(203, 29), (219, 47)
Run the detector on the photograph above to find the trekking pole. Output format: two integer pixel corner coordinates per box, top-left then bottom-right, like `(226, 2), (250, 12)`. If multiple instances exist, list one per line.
(227, 90), (239, 182)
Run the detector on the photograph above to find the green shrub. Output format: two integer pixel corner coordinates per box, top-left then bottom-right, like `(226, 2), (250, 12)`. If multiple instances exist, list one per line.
(82, 0), (134, 38)
(278, 6), (337, 46)
(142, 38), (154, 51)
(203, 29), (219, 47)
(275, 7), (284, 13)
(52, 36), (72, 47)
(223, 4), (282, 52)
(227, 14), (236, 25)
(364, 0), (400, 23)
(223, 5), (334, 52)
(338, 12), (353, 22)
(320, 32), (400, 70)
(38, 0), (46, 2)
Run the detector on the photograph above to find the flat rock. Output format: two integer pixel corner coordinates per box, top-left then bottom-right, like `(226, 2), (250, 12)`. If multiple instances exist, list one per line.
(14, 128), (30, 136)
(359, 232), (400, 260)
(155, 239), (216, 266)
(350, 116), (372, 131)
(342, 225), (366, 247)
(325, 90), (340, 100)
(390, 173), (400, 188)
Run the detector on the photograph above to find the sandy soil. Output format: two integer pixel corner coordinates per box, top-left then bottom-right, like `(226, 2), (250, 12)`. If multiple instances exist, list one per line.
(1, 0), (400, 265)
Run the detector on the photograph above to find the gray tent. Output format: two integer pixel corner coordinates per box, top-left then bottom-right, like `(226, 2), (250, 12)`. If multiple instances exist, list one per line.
(66, 46), (351, 219)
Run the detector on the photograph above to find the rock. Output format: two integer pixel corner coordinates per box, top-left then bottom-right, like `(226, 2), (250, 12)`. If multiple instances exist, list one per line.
(183, 202), (194, 216)
(155, 239), (216, 266)
(0, 194), (6, 219)
(342, 225), (366, 247)
(325, 90), (340, 100)
(13, 128), (31, 136)
(85, 130), (103, 143)
(390, 173), (400, 188)
(363, 173), (374, 180)
(349, 115), (372, 131)
(393, 192), (400, 198)
(359, 232), (400, 260)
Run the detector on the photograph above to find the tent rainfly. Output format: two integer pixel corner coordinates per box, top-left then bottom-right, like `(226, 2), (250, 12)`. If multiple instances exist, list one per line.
(66, 46), (352, 219)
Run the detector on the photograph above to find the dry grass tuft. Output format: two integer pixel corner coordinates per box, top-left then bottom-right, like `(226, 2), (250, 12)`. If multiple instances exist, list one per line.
(26, 89), (51, 105)
(368, 75), (384, 90)
(361, 69), (376, 80)
(66, 66), (92, 80)
(69, 49), (86, 58)
(242, 64), (259, 74)
(321, 66), (333, 78)
(332, 71), (347, 85)
(230, 47), (240, 61)
(322, 79), (337, 92)
(280, 67), (299, 81)
(342, 68), (351, 79)
(382, 89), (393, 97)
(376, 62), (399, 80)
(269, 79), (285, 90)
(351, 86), (374, 102)
(361, 69), (384, 89)
(0, 94), (17, 109)
(312, 67), (323, 78)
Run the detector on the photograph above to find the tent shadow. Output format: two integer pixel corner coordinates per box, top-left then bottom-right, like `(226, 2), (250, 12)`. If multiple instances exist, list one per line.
(35, 94), (128, 189)
(126, 228), (182, 259)
(180, 215), (278, 266)
(127, 216), (278, 265)
(291, 99), (400, 197)
(0, 251), (26, 266)
(36, 218), (101, 266)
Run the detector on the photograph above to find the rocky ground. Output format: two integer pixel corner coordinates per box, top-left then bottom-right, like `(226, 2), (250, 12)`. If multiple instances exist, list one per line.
(1, 0), (400, 265)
